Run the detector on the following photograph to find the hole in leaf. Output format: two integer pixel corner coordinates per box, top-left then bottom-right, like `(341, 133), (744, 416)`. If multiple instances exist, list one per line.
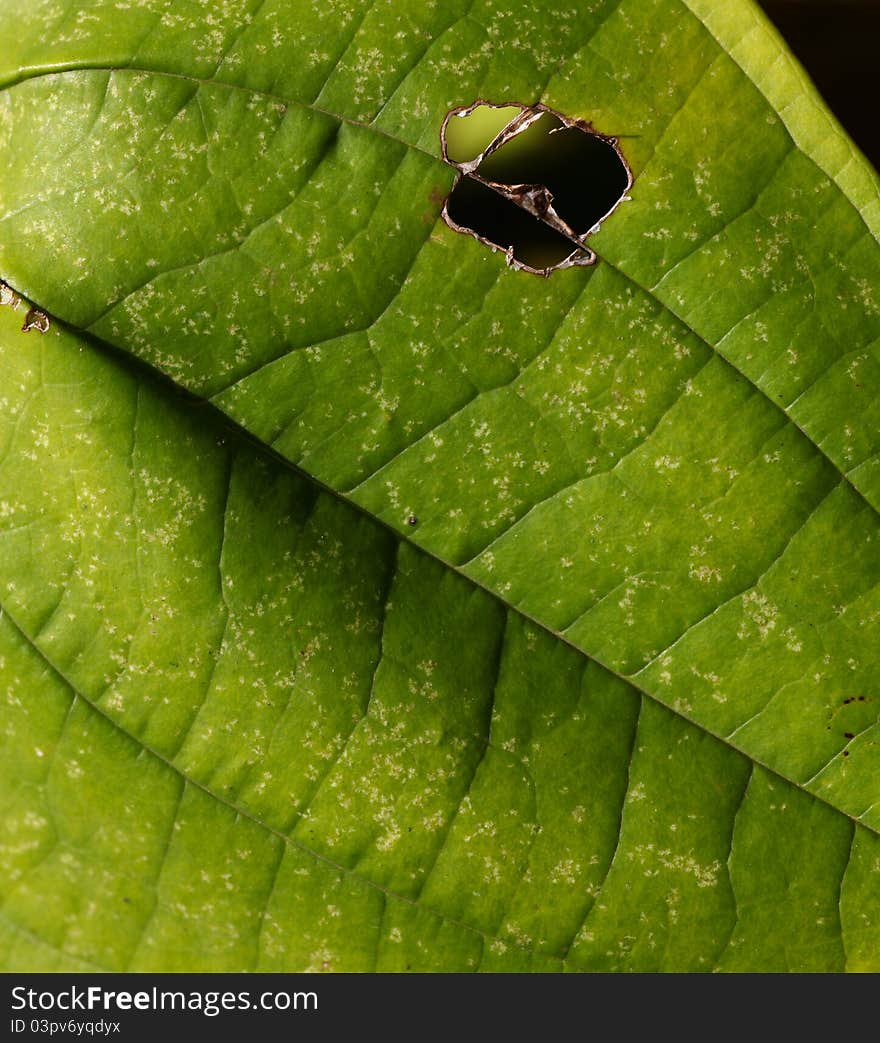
(475, 112), (631, 236)
(445, 177), (593, 273)
(440, 102), (632, 276)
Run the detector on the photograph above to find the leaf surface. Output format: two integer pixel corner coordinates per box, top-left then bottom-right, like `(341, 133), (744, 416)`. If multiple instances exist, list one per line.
(1, 0), (880, 970)
(2, 305), (879, 972)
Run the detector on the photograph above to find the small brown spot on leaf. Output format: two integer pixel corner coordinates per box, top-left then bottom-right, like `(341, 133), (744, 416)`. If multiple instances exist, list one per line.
(22, 308), (50, 334)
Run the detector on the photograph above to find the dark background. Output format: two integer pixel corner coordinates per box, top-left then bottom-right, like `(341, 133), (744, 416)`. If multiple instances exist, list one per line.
(759, 0), (879, 168)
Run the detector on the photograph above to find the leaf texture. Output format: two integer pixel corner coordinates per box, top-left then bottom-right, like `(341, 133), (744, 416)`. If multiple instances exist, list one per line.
(1, 0), (880, 971)
(2, 306), (880, 972)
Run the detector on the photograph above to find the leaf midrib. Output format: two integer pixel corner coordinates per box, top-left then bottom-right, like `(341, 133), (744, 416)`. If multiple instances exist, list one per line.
(1, 282), (877, 866)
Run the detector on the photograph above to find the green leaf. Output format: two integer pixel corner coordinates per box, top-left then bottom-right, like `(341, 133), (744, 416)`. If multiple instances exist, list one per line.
(1, 0), (880, 971)
(3, 303), (880, 973)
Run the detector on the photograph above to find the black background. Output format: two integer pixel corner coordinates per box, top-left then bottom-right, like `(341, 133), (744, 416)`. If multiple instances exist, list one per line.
(759, 0), (880, 168)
